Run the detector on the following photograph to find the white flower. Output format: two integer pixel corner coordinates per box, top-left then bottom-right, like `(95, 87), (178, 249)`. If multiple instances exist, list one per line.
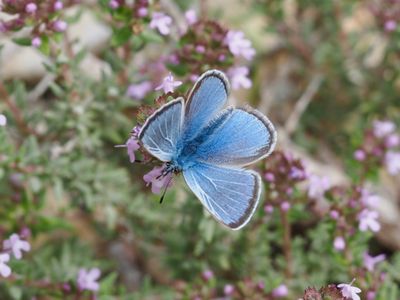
(0, 253), (11, 277)
(227, 66), (252, 90)
(338, 279), (361, 300)
(358, 209), (380, 232)
(150, 12), (172, 35)
(385, 151), (400, 175)
(224, 30), (255, 60)
(155, 73), (182, 93)
(0, 114), (7, 126)
(373, 120), (396, 138)
(307, 175), (330, 199)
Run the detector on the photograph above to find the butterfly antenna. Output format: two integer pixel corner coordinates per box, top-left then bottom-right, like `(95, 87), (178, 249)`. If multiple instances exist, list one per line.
(159, 175), (173, 204)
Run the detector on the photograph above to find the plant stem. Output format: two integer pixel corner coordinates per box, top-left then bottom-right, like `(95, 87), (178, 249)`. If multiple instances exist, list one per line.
(281, 209), (292, 278)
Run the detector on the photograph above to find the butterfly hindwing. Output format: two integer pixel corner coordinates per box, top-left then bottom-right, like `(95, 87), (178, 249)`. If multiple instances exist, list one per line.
(183, 163), (261, 230)
(193, 107), (277, 166)
(138, 97), (184, 162)
(183, 70), (229, 141)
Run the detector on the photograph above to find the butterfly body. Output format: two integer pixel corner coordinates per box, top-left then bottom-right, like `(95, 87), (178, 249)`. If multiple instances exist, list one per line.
(139, 70), (277, 230)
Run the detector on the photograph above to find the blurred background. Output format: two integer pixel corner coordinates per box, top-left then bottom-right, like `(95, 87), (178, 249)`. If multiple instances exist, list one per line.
(0, 0), (400, 299)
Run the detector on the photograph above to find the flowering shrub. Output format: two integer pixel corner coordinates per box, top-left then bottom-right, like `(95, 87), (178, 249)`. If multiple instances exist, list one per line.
(0, 0), (400, 299)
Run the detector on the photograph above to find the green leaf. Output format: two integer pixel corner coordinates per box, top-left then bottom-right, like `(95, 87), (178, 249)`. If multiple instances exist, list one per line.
(112, 27), (132, 46)
(12, 37), (32, 46)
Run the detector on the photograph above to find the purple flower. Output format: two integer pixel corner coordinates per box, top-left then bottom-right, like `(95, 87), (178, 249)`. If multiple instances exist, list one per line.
(358, 209), (380, 232)
(264, 204), (274, 214)
(367, 291), (376, 300)
(32, 37), (41, 48)
(333, 236), (345, 251)
(138, 7), (148, 17)
(307, 175), (330, 199)
(77, 268), (101, 291)
(227, 66), (252, 90)
(0, 114), (7, 126)
(195, 45), (206, 53)
(264, 172), (275, 182)
(155, 73), (182, 93)
(224, 284), (234, 296)
(54, 1), (63, 11)
(353, 149), (366, 161)
(3, 233), (31, 260)
(272, 284), (288, 298)
(224, 30), (256, 60)
(115, 136), (140, 163)
(385, 134), (400, 148)
(108, 0), (119, 9)
(126, 81), (152, 100)
(0, 253), (11, 277)
(53, 20), (68, 32)
(373, 120), (396, 138)
(363, 252), (385, 272)
(185, 9), (198, 25)
(150, 12), (172, 35)
(143, 166), (173, 194)
(289, 166), (306, 180)
(385, 151), (400, 175)
(280, 201), (290, 212)
(201, 269), (214, 281)
(338, 279), (361, 300)
(385, 20), (397, 32)
(360, 189), (380, 208)
(330, 210), (339, 220)
(25, 3), (37, 13)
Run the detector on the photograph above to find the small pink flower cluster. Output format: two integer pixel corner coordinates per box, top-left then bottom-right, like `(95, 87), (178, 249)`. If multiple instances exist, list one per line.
(0, 0), (70, 48)
(354, 120), (400, 176)
(0, 233), (31, 278)
(369, 0), (400, 33)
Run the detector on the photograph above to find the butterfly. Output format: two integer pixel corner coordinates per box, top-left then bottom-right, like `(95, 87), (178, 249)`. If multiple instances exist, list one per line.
(138, 70), (277, 230)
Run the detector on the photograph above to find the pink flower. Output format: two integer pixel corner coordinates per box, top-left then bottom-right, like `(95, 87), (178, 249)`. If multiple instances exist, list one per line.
(373, 120), (395, 138)
(385, 134), (400, 148)
(367, 291), (376, 300)
(227, 66), (252, 90)
(115, 136), (140, 163)
(25, 3), (37, 13)
(330, 210), (339, 220)
(224, 284), (234, 296)
(0, 253), (11, 277)
(307, 175), (330, 199)
(338, 279), (361, 300)
(264, 204), (274, 214)
(195, 45), (206, 53)
(201, 269), (214, 281)
(54, 1), (63, 11)
(126, 81), (152, 100)
(143, 166), (173, 194)
(108, 0), (119, 9)
(155, 73), (182, 93)
(77, 268), (101, 291)
(385, 20), (397, 32)
(333, 236), (345, 251)
(354, 149), (366, 161)
(32, 37), (41, 48)
(0, 114), (7, 126)
(360, 189), (380, 208)
(185, 9), (198, 25)
(385, 151), (400, 175)
(363, 252), (385, 272)
(138, 7), (148, 17)
(358, 209), (380, 232)
(53, 20), (68, 32)
(3, 233), (31, 260)
(272, 284), (288, 297)
(281, 201), (290, 212)
(224, 30), (256, 60)
(150, 12), (172, 35)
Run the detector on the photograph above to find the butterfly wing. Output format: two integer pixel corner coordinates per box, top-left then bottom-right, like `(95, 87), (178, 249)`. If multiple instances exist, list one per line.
(138, 97), (184, 162)
(193, 106), (277, 166)
(183, 163), (261, 230)
(183, 70), (229, 141)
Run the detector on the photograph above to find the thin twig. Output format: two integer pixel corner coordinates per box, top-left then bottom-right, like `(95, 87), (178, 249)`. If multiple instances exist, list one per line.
(285, 74), (324, 135)
(27, 73), (57, 102)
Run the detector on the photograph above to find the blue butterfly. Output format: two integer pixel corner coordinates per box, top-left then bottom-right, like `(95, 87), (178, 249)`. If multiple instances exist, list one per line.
(138, 70), (277, 230)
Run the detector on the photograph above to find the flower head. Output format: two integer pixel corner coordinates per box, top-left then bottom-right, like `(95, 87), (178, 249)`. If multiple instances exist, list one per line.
(0, 253), (11, 277)
(338, 279), (361, 300)
(272, 284), (288, 298)
(363, 252), (385, 272)
(333, 236), (345, 251)
(127, 81), (152, 100)
(307, 175), (330, 199)
(25, 3), (37, 14)
(358, 209), (380, 232)
(227, 66), (252, 90)
(143, 166), (173, 194)
(0, 114), (7, 126)
(54, 1), (63, 11)
(3, 233), (31, 260)
(224, 30), (256, 60)
(385, 151), (400, 175)
(224, 284), (234, 296)
(385, 20), (397, 32)
(185, 9), (198, 25)
(201, 269), (214, 281)
(53, 20), (68, 32)
(373, 120), (396, 138)
(108, 0), (119, 9)
(115, 135), (140, 163)
(77, 268), (101, 291)
(155, 73), (182, 93)
(354, 149), (366, 161)
(150, 12), (172, 35)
